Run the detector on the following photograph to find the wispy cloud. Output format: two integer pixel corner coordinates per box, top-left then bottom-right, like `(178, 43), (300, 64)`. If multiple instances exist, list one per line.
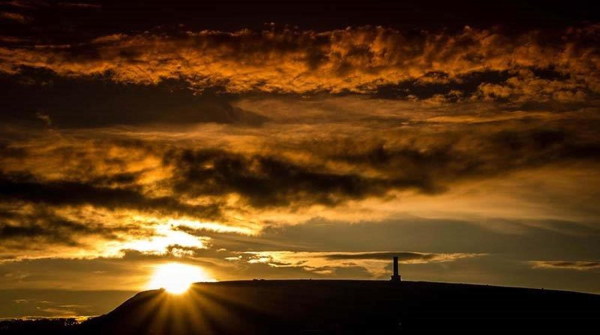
(531, 261), (600, 271)
(0, 12), (31, 24)
(57, 2), (101, 9)
(234, 251), (484, 277)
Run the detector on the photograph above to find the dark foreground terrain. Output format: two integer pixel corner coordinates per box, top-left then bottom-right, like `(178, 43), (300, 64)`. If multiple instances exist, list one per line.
(2, 280), (599, 334)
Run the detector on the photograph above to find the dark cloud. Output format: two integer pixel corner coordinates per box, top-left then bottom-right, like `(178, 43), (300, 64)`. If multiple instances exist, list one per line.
(165, 149), (398, 208)
(0, 216), (103, 246)
(0, 205), (146, 250)
(323, 122), (599, 181)
(0, 143), (26, 159)
(1, 1), (596, 47)
(2, 108), (598, 216)
(0, 173), (222, 220)
(162, 118), (600, 207)
(0, 69), (266, 128)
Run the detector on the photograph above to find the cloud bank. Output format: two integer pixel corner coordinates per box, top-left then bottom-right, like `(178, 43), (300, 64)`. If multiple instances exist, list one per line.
(0, 25), (598, 101)
(0, 23), (599, 297)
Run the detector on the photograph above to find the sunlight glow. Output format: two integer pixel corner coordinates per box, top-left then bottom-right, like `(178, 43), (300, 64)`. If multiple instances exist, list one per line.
(167, 218), (256, 235)
(149, 263), (215, 294)
(118, 223), (207, 255)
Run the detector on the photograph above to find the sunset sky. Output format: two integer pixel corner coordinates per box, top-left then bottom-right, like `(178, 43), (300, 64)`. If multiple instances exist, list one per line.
(1, 0), (599, 318)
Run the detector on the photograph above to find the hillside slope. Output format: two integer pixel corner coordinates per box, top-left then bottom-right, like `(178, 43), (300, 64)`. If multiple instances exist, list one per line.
(76, 280), (599, 334)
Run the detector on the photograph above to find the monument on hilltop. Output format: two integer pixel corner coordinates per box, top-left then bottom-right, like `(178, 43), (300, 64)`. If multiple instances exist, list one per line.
(390, 256), (402, 282)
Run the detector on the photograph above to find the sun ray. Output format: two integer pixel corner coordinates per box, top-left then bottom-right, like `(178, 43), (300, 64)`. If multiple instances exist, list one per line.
(149, 263), (215, 294)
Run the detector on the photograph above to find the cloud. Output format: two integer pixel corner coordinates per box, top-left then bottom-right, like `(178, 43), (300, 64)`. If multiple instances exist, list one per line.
(0, 12), (31, 23)
(0, 70), (267, 128)
(0, 25), (597, 99)
(4, 1), (34, 9)
(0, 2), (599, 303)
(0, 22), (598, 294)
(476, 69), (590, 103)
(0, 173), (222, 220)
(57, 2), (101, 9)
(161, 115), (600, 208)
(0, 94), (598, 259)
(0, 207), (118, 245)
(165, 149), (401, 208)
(531, 261), (600, 271)
(3, 1), (46, 9)
(234, 251), (484, 278)
(321, 251), (482, 263)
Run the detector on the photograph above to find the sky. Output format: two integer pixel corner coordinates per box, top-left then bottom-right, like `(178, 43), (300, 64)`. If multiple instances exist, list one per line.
(0, 0), (599, 318)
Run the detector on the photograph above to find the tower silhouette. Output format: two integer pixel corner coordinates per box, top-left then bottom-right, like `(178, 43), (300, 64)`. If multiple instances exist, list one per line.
(390, 256), (401, 282)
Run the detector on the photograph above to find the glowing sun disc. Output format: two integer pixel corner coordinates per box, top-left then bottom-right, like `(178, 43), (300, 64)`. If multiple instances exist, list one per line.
(149, 263), (214, 294)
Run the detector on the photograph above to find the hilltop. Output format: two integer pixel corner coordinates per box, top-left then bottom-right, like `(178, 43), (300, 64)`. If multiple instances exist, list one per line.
(1, 280), (598, 334)
(77, 280), (598, 334)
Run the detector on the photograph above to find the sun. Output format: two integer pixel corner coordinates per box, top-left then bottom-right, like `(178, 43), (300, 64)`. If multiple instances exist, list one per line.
(149, 263), (214, 294)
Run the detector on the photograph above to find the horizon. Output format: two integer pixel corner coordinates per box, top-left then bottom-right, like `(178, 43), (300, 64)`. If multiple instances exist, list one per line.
(0, 0), (599, 320)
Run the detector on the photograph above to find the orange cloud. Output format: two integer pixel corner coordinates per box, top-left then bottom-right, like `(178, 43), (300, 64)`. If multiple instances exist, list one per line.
(0, 25), (598, 98)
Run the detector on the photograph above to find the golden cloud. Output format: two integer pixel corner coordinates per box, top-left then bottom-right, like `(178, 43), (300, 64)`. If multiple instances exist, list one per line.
(0, 25), (598, 99)
(531, 261), (600, 271)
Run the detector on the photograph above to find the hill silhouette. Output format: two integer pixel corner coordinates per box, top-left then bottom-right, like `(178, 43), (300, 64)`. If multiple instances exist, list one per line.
(2, 280), (599, 334)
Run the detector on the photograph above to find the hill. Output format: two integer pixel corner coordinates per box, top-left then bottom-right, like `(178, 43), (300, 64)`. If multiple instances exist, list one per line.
(75, 280), (599, 334)
(1, 280), (598, 334)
